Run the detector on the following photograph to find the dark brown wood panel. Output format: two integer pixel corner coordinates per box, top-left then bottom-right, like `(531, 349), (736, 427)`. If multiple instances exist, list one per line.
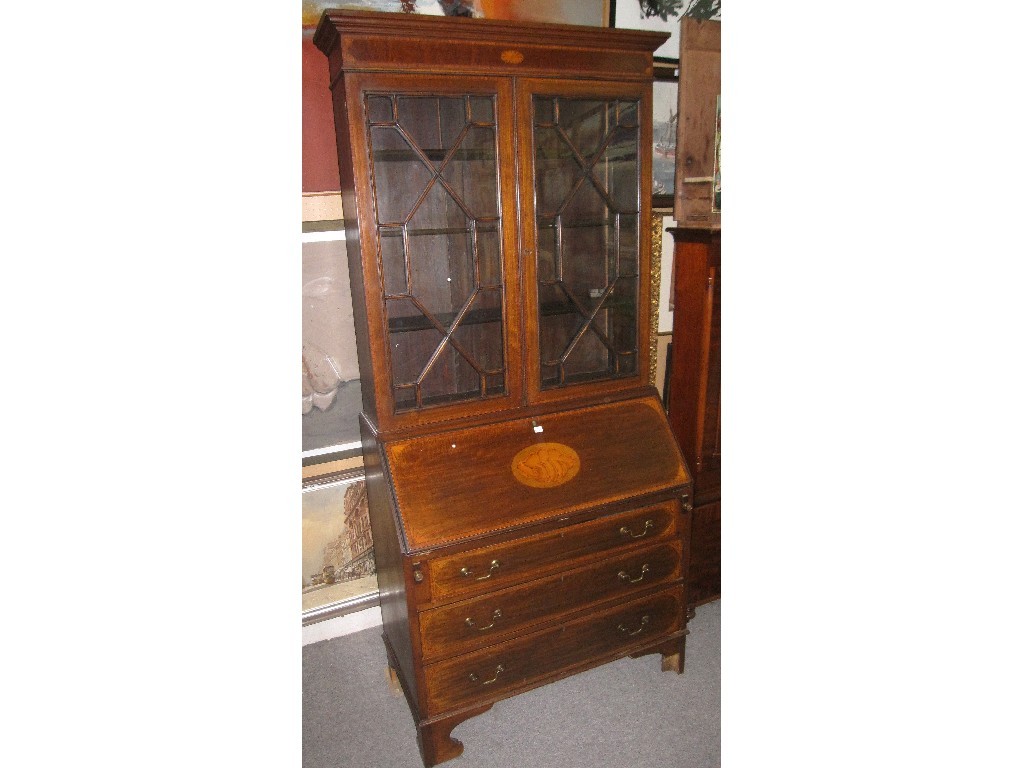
(667, 231), (720, 496)
(343, 37), (652, 81)
(385, 396), (689, 551)
(701, 262), (721, 475)
(360, 416), (419, 712)
(426, 502), (679, 603)
(667, 227), (721, 607)
(423, 587), (684, 715)
(688, 501), (720, 606)
(420, 540), (682, 661)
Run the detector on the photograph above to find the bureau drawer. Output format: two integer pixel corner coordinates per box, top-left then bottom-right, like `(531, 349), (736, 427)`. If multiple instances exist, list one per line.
(420, 541), (681, 662)
(427, 502), (679, 602)
(422, 586), (684, 716)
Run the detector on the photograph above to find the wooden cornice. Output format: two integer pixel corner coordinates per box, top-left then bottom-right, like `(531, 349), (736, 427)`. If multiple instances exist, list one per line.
(314, 9), (668, 57)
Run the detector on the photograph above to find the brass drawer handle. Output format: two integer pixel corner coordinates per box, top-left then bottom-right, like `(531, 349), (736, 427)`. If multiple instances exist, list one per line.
(460, 559), (500, 581)
(619, 520), (654, 539)
(618, 615), (650, 637)
(469, 664), (505, 685)
(617, 564), (651, 584)
(465, 608), (502, 631)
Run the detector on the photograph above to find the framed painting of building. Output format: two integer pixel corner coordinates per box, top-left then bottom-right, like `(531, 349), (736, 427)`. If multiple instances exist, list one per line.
(302, 470), (378, 624)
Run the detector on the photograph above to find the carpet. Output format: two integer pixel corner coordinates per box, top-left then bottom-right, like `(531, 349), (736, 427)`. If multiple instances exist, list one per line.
(303, 599), (720, 767)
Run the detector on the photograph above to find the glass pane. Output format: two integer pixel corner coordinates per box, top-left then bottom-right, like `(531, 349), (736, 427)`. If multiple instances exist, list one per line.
(366, 95), (394, 124)
(617, 99), (638, 128)
(534, 97), (554, 125)
(617, 214), (639, 278)
(385, 297), (446, 404)
(407, 184), (475, 323)
(609, 276), (639, 377)
(380, 227), (407, 296)
(537, 218), (557, 282)
(558, 99), (608, 160)
(485, 372), (505, 394)
(444, 126), (498, 218)
(469, 96), (493, 123)
(451, 289), (505, 375)
(419, 343), (480, 406)
(607, 124), (640, 213)
(533, 95), (641, 390)
(370, 125), (433, 224)
(477, 223), (502, 288)
(562, 178), (607, 227)
(566, 328), (612, 380)
(561, 222), (606, 307)
(534, 125), (583, 217)
(365, 90), (507, 412)
(397, 96), (463, 166)
(538, 281), (573, 321)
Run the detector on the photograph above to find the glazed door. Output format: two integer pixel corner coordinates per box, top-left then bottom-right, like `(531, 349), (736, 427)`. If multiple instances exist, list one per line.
(344, 73), (523, 429)
(517, 79), (654, 406)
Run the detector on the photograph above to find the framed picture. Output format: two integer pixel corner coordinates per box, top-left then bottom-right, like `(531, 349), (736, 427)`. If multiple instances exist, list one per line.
(302, 1), (446, 27)
(610, 0), (721, 59)
(652, 76), (678, 209)
(302, 470), (379, 625)
(467, 1), (609, 25)
(303, 1), (610, 26)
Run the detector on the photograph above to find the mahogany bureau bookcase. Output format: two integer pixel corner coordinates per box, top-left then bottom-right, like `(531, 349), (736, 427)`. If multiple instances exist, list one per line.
(314, 10), (694, 766)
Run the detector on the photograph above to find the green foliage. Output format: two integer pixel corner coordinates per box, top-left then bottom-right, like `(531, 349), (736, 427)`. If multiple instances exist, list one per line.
(637, 0), (721, 22)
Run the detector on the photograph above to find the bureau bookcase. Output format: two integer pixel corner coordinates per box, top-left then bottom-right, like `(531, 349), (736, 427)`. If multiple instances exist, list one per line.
(314, 10), (693, 766)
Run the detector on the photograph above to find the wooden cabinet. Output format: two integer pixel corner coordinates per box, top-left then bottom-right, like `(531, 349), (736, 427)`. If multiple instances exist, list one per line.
(315, 11), (692, 766)
(666, 227), (720, 606)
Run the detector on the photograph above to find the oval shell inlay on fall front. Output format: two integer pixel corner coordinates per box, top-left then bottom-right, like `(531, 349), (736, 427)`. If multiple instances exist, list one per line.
(511, 442), (580, 488)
